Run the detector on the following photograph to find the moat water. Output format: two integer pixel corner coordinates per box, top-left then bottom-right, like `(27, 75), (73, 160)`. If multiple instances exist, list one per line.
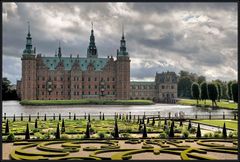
(2, 100), (235, 117)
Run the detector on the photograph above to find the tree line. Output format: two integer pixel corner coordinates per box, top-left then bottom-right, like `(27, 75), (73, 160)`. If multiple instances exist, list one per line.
(191, 81), (238, 107)
(178, 70), (237, 100)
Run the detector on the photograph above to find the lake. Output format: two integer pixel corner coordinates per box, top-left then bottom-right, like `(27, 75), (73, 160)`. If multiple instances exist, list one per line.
(2, 101), (235, 116)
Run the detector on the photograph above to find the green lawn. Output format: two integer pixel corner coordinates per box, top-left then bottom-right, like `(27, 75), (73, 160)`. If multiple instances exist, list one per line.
(20, 99), (154, 106)
(193, 120), (238, 130)
(177, 99), (237, 110)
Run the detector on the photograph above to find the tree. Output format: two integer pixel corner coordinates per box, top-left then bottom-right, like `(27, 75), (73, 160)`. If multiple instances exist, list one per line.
(25, 123), (30, 140)
(61, 119), (65, 133)
(2, 77), (18, 100)
(59, 114), (61, 121)
(207, 83), (218, 107)
(44, 114), (47, 121)
(142, 124), (147, 138)
(74, 113), (76, 120)
(85, 122), (90, 138)
(21, 113), (23, 121)
(29, 115), (31, 122)
(222, 122), (227, 138)
(231, 82), (238, 103)
(216, 82), (222, 102)
(196, 123), (201, 138)
(55, 123), (60, 139)
(114, 118), (119, 138)
(197, 75), (206, 84)
(102, 113), (105, 120)
(84, 113), (87, 120)
(5, 119), (9, 134)
(200, 82), (208, 104)
(53, 113), (55, 120)
(191, 82), (200, 104)
(179, 120), (183, 127)
(227, 81), (233, 100)
(13, 114), (16, 122)
(169, 120), (174, 138)
(188, 120), (192, 130)
(178, 76), (193, 98)
(35, 119), (38, 129)
(152, 117), (155, 126)
(88, 114), (91, 122)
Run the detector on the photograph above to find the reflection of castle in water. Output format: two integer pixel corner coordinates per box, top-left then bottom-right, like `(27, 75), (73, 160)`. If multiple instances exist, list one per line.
(17, 23), (177, 103)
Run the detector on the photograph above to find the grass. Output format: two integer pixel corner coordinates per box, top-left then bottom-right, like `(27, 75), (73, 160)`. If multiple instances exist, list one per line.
(20, 99), (154, 106)
(177, 99), (237, 110)
(193, 120), (238, 130)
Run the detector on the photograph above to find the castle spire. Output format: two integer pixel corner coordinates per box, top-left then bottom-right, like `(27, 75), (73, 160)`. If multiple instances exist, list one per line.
(122, 24), (124, 39)
(23, 21), (34, 54)
(117, 24), (128, 57)
(87, 22), (98, 58)
(58, 41), (62, 58)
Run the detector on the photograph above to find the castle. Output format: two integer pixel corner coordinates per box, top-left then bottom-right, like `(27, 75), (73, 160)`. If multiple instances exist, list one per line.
(17, 23), (177, 103)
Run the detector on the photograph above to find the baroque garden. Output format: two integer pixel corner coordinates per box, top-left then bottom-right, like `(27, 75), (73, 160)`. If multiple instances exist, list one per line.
(2, 24), (238, 161)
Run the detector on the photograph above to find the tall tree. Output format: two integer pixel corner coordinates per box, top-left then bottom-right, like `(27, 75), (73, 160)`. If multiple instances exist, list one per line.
(142, 124), (147, 138)
(55, 123), (60, 139)
(231, 82), (238, 103)
(207, 83), (218, 107)
(114, 118), (119, 139)
(191, 82), (200, 104)
(227, 81), (233, 100)
(196, 123), (201, 138)
(5, 119), (9, 134)
(169, 120), (175, 138)
(222, 122), (227, 138)
(216, 82), (222, 102)
(178, 76), (193, 98)
(85, 122), (90, 138)
(200, 82), (208, 104)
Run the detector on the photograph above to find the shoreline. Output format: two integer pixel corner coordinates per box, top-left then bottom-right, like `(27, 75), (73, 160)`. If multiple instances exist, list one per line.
(19, 99), (155, 106)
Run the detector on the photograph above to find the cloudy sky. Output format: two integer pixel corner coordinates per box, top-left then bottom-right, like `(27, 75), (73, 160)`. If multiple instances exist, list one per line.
(3, 2), (237, 84)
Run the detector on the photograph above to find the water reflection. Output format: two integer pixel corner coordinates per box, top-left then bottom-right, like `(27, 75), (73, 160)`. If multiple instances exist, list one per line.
(3, 101), (235, 116)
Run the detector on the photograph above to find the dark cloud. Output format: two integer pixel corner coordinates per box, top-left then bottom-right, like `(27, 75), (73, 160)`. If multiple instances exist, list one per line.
(3, 2), (237, 84)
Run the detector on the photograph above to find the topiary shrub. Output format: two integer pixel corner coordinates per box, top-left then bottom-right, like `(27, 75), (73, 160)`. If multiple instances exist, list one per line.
(222, 122), (227, 138)
(187, 120), (192, 130)
(7, 133), (15, 142)
(55, 123), (61, 139)
(169, 120), (175, 138)
(159, 132), (167, 138)
(196, 123), (201, 138)
(189, 127), (196, 134)
(85, 122), (90, 139)
(97, 132), (106, 139)
(5, 119), (9, 134)
(35, 119), (38, 129)
(60, 134), (69, 139)
(25, 123), (30, 140)
(181, 128), (189, 138)
(13, 114), (16, 122)
(121, 133), (130, 138)
(142, 124), (147, 138)
(114, 118), (119, 138)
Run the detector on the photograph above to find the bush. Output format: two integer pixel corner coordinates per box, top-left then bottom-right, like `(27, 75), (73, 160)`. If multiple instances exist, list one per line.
(32, 128), (39, 133)
(61, 134), (69, 139)
(228, 131), (233, 138)
(7, 133), (15, 142)
(89, 127), (95, 134)
(97, 132), (106, 139)
(181, 128), (189, 138)
(34, 132), (44, 139)
(213, 131), (221, 138)
(159, 132), (167, 138)
(121, 133), (130, 138)
(189, 127), (196, 134)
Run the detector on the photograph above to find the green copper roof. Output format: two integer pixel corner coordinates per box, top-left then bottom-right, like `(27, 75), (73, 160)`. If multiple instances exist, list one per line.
(42, 57), (109, 71)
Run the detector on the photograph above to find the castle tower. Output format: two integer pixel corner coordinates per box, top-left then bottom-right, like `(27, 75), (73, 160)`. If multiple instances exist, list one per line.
(21, 22), (37, 100)
(116, 25), (131, 99)
(87, 22), (98, 58)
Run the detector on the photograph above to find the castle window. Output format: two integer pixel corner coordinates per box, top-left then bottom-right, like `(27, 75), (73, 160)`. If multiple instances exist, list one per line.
(77, 92), (79, 95)
(61, 77), (63, 81)
(112, 78), (115, 81)
(54, 77), (57, 81)
(82, 77), (84, 81)
(107, 77), (109, 81)
(38, 85), (40, 88)
(88, 92), (90, 95)
(77, 77), (79, 81)
(113, 85), (115, 89)
(42, 92), (44, 95)
(54, 85), (57, 88)
(107, 85), (110, 89)
(172, 93), (174, 97)
(82, 92), (84, 95)
(77, 85), (79, 89)
(95, 92), (97, 95)
(171, 85), (174, 89)
(37, 77), (40, 81)
(68, 92), (70, 95)
(88, 85), (91, 89)
(42, 85), (45, 88)
(74, 92), (76, 95)
(61, 85), (63, 89)
(162, 85), (165, 89)
(113, 92), (115, 95)
(108, 92), (110, 95)
(56, 92), (58, 95)
(42, 77), (45, 81)
(88, 77), (91, 81)
(95, 77), (97, 81)
(95, 85), (98, 89)
(163, 94), (165, 97)
(46, 59), (49, 62)
(29, 77), (31, 80)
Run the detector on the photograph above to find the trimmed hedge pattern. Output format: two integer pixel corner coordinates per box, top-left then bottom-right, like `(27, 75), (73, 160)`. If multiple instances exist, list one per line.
(7, 139), (237, 160)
